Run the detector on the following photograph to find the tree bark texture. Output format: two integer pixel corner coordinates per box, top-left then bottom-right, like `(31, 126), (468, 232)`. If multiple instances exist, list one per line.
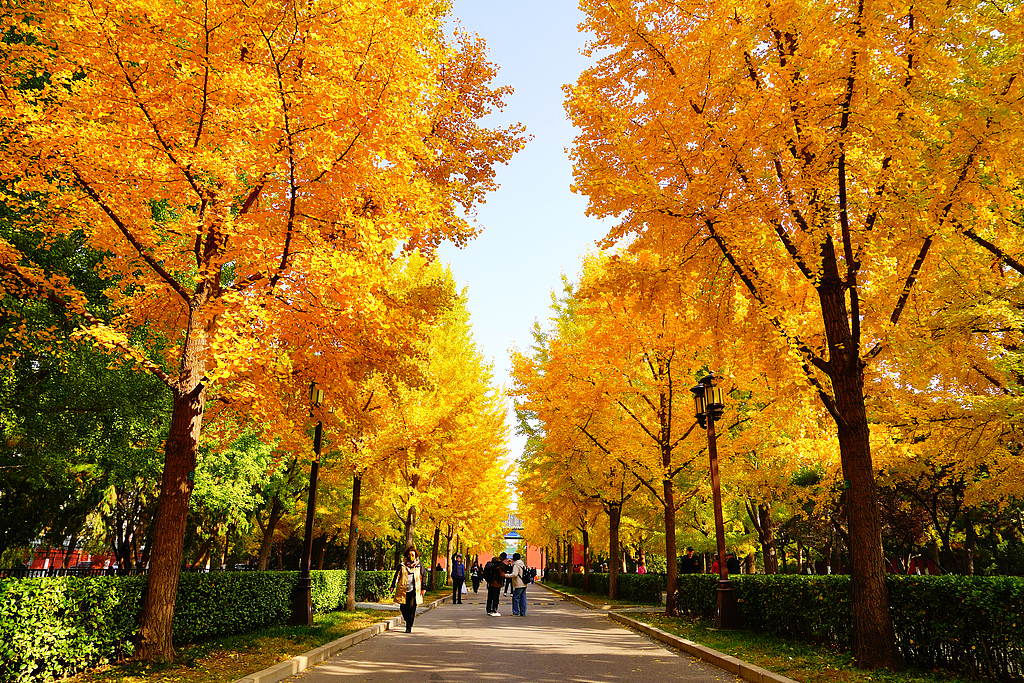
(429, 526), (440, 591)
(345, 475), (362, 610)
(607, 503), (621, 600)
(581, 527), (591, 592)
(258, 494), (284, 571)
(135, 309), (208, 662)
(818, 244), (901, 669)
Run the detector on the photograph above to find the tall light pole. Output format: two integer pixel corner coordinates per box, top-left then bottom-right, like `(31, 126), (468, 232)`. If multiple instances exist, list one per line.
(691, 372), (739, 629)
(290, 381), (325, 626)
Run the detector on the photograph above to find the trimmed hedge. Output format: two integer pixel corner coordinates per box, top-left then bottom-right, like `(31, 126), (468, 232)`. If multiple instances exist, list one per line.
(545, 571), (665, 604)
(173, 571), (298, 642)
(675, 574), (1024, 680)
(0, 576), (144, 683)
(0, 569), (372, 683)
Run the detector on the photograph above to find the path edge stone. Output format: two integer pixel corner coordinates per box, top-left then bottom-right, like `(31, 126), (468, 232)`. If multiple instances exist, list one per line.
(539, 583), (799, 683)
(230, 594), (452, 683)
(608, 613), (801, 683)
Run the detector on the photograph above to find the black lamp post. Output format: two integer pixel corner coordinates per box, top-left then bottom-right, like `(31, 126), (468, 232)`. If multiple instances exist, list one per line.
(691, 372), (740, 629)
(290, 381), (325, 626)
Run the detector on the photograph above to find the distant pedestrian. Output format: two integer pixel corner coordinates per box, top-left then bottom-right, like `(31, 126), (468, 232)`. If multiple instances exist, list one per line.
(726, 552), (741, 575)
(710, 553), (720, 575)
(503, 557), (513, 595)
(470, 562), (482, 593)
(509, 553), (528, 616)
(680, 547), (698, 574)
(451, 553), (466, 604)
(392, 547), (425, 633)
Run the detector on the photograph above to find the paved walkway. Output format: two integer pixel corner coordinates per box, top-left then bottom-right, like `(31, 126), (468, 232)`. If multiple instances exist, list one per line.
(283, 586), (739, 683)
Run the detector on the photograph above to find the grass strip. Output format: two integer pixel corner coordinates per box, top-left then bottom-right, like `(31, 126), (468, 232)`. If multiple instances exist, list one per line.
(632, 612), (974, 683)
(69, 591), (448, 683)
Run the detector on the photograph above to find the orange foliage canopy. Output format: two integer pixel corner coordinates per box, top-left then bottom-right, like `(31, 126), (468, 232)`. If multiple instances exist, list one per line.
(0, 0), (524, 660)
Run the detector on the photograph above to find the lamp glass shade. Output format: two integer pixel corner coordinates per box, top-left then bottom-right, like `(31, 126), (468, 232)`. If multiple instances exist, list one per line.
(706, 386), (724, 407)
(691, 385), (706, 417)
(310, 386), (325, 405)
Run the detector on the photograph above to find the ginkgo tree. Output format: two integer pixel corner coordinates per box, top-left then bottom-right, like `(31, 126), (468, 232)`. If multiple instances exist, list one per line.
(0, 0), (524, 661)
(566, 0), (1024, 668)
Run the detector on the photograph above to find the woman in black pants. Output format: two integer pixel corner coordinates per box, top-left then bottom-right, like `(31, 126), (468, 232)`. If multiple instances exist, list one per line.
(470, 562), (482, 593)
(393, 547), (424, 633)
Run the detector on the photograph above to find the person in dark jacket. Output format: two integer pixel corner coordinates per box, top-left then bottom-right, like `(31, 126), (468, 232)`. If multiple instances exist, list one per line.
(483, 553), (510, 616)
(450, 553), (467, 604)
(470, 562), (483, 593)
(726, 552), (741, 575)
(680, 547), (698, 574)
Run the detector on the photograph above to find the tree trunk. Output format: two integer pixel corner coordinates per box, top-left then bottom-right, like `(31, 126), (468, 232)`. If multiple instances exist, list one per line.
(345, 474), (362, 611)
(258, 494), (284, 571)
(429, 526), (440, 591)
(818, 244), (901, 669)
(747, 502), (778, 574)
(405, 506), (417, 549)
(314, 533), (327, 570)
(662, 463), (679, 615)
(62, 532), (78, 570)
(965, 512), (976, 575)
(607, 503), (621, 600)
(581, 527), (591, 591)
(135, 313), (208, 662)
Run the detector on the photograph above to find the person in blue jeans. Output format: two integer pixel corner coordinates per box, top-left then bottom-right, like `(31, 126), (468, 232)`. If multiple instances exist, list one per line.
(509, 552), (528, 616)
(450, 553), (467, 604)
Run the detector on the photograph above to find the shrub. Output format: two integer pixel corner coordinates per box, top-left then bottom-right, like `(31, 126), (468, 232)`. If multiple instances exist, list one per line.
(675, 574), (1024, 680)
(0, 576), (144, 683)
(310, 570), (348, 613)
(171, 571), (297, 642)
(617, 573), (665, 604)
(356, 570), (397, 602)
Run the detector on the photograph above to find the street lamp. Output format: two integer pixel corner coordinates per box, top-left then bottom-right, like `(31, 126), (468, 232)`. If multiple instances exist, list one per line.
(691, 372), (739, 629)
(290, 381), (325, 626)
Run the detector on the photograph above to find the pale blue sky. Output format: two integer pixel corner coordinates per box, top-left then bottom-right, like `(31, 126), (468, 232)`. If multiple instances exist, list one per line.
(439, 1), (610, 459)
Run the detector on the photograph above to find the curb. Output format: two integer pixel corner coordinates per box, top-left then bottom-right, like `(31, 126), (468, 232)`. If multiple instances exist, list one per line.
(541, 584), (799, 683)
(230, 595), (452, 683)
(537, 582), (636, 612)
(608, 613), (800, 683)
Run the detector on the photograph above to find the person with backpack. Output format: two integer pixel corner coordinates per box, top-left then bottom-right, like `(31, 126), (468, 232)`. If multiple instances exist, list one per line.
(483, 553), (509, 616)
(509, 552), (530, 616)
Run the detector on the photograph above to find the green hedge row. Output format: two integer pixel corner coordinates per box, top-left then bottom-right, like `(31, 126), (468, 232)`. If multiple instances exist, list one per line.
(675, 574), (1024, 680)
(547, 571), (665, 604)
(0, 576), (144, 683)
(0, 569), (389, 683)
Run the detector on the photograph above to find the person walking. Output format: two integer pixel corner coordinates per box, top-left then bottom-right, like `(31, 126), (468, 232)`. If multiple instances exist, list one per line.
(509, 552), (528, 617)
(680, 547), (698, 574)
(483, 553), (509, 616)
(470, 562), (482, 593)
(392, 547), (425, 633)
(502, 557), (513, 596)
(450, 553), (467, 604)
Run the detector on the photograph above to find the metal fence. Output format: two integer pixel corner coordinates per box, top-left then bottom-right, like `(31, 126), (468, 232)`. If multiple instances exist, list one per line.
(0, 565), (261, 579)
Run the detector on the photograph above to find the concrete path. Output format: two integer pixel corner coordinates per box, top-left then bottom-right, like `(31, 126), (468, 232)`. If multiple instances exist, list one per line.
(283, 586), (739, 683)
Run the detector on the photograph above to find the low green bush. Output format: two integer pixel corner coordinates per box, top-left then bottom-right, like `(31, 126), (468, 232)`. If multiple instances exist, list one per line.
(617, 573), (665, 604)
(355, 570), (397, 602)
(173, 571), (297, 642)
(0, 576), (144, 683)
(0, 569), (384, 683)
(310, 570), (348, 613)
(675, 574), (1024, 680)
